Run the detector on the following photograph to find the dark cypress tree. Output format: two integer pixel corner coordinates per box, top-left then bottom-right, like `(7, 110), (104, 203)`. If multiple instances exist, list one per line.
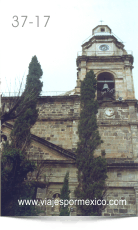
(74, 70), (107, 216)
(11, 55), (43, 150)
(59, 172), (70, 216)
(1, 56), (43, 216)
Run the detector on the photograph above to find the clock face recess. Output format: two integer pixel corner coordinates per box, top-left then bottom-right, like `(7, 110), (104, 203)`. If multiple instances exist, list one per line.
(105, 108), (114, 117)
(99, 44), (109, 51)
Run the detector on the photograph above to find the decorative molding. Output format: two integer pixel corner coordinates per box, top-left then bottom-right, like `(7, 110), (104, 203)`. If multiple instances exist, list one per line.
(76, 55), (134, 66)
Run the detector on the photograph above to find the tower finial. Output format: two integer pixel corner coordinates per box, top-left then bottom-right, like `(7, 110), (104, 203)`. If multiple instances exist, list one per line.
(99, 20), (104, 25)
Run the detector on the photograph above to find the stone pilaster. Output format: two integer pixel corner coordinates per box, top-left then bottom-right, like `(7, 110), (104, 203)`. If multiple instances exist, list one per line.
(128, 103), (137, 120)
(124, 65), (135, 99)
(134, 186), (138, 216)
(130, 125), (138, 160)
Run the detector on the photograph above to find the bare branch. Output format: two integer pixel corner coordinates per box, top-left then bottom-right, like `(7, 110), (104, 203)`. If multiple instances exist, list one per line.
(1, 86), (39, 125)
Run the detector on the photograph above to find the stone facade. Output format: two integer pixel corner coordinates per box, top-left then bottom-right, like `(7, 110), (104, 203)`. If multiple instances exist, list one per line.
(1, 25), (138, 216)
(31, 96), (80, 152)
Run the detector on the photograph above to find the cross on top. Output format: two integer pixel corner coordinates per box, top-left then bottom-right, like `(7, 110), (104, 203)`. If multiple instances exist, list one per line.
(99, 20), (104, 25)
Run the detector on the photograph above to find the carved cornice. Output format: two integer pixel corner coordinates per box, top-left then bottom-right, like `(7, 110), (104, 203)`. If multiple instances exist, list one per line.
(82, 34), (124, 49)
(32, 160), (76, 164)
(76, 55), (134, 66)
(97, 120), (138, 126)
(1, 95), (81, 103)
(107, 162), (138, 169)
(98, 99), (138, 107)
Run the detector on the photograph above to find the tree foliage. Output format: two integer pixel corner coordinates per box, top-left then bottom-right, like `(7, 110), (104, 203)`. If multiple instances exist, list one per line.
(74, 70), (107, 216)
(1, 56), (43, 125)
(1, 56), (43, 216)
(10, 56), (43, 150)
(59, 172), (70, 216)
(1, 143), (36, 216)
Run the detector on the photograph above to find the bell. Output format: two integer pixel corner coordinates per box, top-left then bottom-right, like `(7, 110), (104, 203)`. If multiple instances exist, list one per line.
(102, 83), (109, 91)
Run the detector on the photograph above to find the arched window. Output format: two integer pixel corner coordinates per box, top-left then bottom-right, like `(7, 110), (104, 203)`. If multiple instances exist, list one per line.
(1, 133), (7, 142)
(52, 193), (60, 213)
(97, 72), (115, 100)
(0, 132), (7, 151)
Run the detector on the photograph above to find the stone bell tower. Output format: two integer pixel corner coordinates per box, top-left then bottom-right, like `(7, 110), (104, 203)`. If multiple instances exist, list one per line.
(75, 24), (135, 101)
(75, 25), (138, 216)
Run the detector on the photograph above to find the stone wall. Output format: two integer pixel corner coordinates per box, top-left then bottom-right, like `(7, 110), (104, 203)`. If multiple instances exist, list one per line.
(2, 96), (137, 158)
(30, 96), (80, 152)
(103, 187), (136, 216)
(95, 125), (133, 158)
(1, 96), (138, 216)
(28, 162), (78, 216)
(29, 97), (138, 161)
(31, 120), (79, 152)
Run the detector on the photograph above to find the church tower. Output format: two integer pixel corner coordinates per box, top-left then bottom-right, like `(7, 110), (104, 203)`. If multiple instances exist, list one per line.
(75, 24), (135, 101)
(75, 25), (138, 216)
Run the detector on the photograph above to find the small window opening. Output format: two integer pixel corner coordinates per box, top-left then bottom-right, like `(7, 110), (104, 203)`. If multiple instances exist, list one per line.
(101, 28), (105, 32)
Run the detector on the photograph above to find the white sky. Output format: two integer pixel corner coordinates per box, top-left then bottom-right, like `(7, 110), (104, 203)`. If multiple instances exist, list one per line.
(0, 0), (138, 226)
(0, 0), (138, 99)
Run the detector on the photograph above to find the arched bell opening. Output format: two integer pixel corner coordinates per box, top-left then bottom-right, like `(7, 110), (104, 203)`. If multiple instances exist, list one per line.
(97, 72), (115, 100)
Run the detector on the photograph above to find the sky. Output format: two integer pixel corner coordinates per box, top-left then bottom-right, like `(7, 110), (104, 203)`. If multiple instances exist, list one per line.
(0, 0), (138, 99)
(0, 0), (138, 226)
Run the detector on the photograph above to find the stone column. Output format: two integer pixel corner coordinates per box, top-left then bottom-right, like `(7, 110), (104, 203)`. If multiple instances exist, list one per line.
(75, 61), (87, 94)
(130, 125), (138, 159)
(80, 61), (86, 81)
(124, 64), (135, 99)
(127, 102), (138, 160)
(128, 103), (137, 120)
(72, 120), (79, 151)
(134, 186), (138, 216)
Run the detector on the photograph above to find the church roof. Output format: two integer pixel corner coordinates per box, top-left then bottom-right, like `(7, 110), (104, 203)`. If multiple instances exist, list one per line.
(82, 24), (124, 46)
(3, 122), (77, 160)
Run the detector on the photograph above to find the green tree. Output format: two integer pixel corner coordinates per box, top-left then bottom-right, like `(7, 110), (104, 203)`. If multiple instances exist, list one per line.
(74, 70), (107, 216)
(59, 172), (70, 216)
(10, 55), (43, 150)
(1, 56), (43, 125)
(1, 55), (43, 216)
